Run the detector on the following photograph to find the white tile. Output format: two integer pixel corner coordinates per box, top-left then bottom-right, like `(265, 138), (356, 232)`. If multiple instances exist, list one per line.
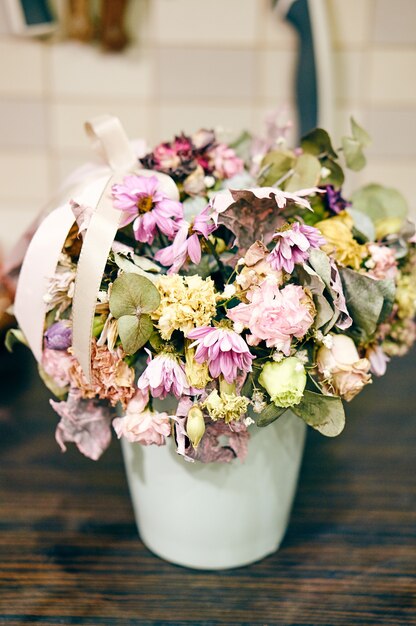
(0, 150), (50, 200)
(261, 0), (299, 49)
(157, 48), (257, 100)
(258, 50), (296, 102)
(49, 102), (151, 151)
(373, 0), (416, 44)
(155, 104), (253, 143)
(49, 41), (152, 99)
(0, 203), (41, 254)
(366, 109), (416, 157)
(152, 0), (258, 46)
(0, 99), (47, 148)
(327, 0), (372, 47)
(333, 51), (365, 103)
(0, 38), (45, 96)
(369, 50), (416, 104)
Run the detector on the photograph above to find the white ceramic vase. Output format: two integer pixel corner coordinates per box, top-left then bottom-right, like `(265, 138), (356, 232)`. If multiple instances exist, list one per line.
(121, 410), (306, 570)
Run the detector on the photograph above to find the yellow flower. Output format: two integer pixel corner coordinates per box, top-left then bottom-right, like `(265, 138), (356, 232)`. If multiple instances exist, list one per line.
(396, 273), (416, 320)
(315, 212), (366, 270)
(152, 274), (217, 340)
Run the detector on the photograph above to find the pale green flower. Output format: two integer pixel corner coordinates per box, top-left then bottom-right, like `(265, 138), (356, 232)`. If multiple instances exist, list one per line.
(258, 357), (307, 408)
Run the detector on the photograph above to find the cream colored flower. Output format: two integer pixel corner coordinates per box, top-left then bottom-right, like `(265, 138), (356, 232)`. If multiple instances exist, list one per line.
(153, 274), (217, 340)
(184, 343), (211, 388)
(203, 389), (249, 423)
(316, 334), (371, 402)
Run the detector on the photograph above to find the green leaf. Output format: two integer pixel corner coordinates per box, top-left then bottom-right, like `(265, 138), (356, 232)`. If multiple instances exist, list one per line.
(113, 252), (160, 279)
(347, 208), (376, 242)
(291, 390), (345, 437)
(117, 314), (154, 355)
(296, 263), (335, 329)
(285, 153), (322, 192)
(109, 273), (160, 319)
(320, 156), (345, 188)
(5, 328), (27, 352)
(351, 183), (408, 225)
(301, 128), (338, 159)
(256, 403), (288, 427)
(339, 268), (392, 342)
(258, 150), (295, 187)
(341, 136), (366, 171)
(351, 117), (371, 148)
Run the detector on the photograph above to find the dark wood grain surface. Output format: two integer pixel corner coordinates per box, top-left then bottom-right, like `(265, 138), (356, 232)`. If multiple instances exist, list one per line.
(0, 345), (415, 625)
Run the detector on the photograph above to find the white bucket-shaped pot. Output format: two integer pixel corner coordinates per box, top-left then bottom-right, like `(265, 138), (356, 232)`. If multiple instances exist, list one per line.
(121, 410), (306, 570)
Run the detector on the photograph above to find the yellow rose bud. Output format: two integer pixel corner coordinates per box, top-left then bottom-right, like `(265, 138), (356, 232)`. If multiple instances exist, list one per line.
(186, 405), (206, 448)
(258, 357), (307, 408)
(185, 345), (211, 388)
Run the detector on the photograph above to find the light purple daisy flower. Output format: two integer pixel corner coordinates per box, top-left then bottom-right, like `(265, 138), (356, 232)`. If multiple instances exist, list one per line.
(137, 351), (190, 399)
(112, 174), (183, 244)
(155, 206), (216, 273)
(268, 222), (326, 273)
(187, 326), (254, 384)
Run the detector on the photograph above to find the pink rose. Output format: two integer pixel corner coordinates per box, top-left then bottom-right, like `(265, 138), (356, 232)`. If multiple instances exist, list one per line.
(316, 334), (372, 401)
(112, 390), (171, 446)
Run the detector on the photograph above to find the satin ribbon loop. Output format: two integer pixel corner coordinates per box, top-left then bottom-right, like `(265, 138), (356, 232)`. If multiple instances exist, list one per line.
(85, 115), (137, 172)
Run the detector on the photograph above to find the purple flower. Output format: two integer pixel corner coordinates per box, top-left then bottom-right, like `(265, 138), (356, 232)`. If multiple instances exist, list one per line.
(112, 174), (183, 244)
(137, 351), (190, 399)
(325, 185), (350, 214)
(187, 326), (254, 384)
(44, 321), (72, 350)
(155, 206), (216, 273)
(268, 222), (326, 273)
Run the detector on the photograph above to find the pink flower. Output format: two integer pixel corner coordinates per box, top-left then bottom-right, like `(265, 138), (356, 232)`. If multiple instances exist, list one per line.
(188, 419), (250, 463)
(227, 280), (314, 354)
(51, 390), (113, 460)
(137, 351), (190, 399)
(112, 174), (183, 244)
(42, 348), (76, 388)
(367, 244), (398, 281)
(268, 222), (326, 273)
(207, 143), (244, 179)
(113, 390), (171, 446)
(187, 326), (254, 384)
(366, 344), (390, 377)
(155, 206), (215, 273)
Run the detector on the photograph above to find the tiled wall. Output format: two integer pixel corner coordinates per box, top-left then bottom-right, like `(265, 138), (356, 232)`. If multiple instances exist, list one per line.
(0, 0), (415, 251)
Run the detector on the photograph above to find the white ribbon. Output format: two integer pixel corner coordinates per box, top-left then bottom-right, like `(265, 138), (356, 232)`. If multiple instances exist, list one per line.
(14, 204), (75, 362)
(15, 115), (180, 382)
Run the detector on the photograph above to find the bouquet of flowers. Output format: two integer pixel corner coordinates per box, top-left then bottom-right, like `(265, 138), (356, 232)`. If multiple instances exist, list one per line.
(10, 115), (416, 463)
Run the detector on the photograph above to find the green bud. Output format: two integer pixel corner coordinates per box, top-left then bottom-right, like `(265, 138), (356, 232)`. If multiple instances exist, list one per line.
(186, 405), (206, 448)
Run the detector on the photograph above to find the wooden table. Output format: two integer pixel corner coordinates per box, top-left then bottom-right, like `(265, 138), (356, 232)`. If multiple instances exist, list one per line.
(0, 346), (415, 625)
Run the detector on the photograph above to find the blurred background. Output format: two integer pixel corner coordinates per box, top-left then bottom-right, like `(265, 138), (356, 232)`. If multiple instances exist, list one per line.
(0, 0), (415, 254)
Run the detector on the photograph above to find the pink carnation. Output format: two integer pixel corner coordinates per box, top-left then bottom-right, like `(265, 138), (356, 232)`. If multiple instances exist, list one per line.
(137, 351), (190, 399)
(187, 326), (254, 384)
(42, 348), (76, 388)
(112, 174), (183, 244)
(227, 280), (314, 354)
(367, 244), (398, 280)
(113, 390), (171, 446)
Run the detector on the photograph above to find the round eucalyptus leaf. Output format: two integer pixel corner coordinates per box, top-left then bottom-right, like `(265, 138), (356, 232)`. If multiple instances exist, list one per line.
(117, 313), (154, 355)
(109, 272), (160, 319)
